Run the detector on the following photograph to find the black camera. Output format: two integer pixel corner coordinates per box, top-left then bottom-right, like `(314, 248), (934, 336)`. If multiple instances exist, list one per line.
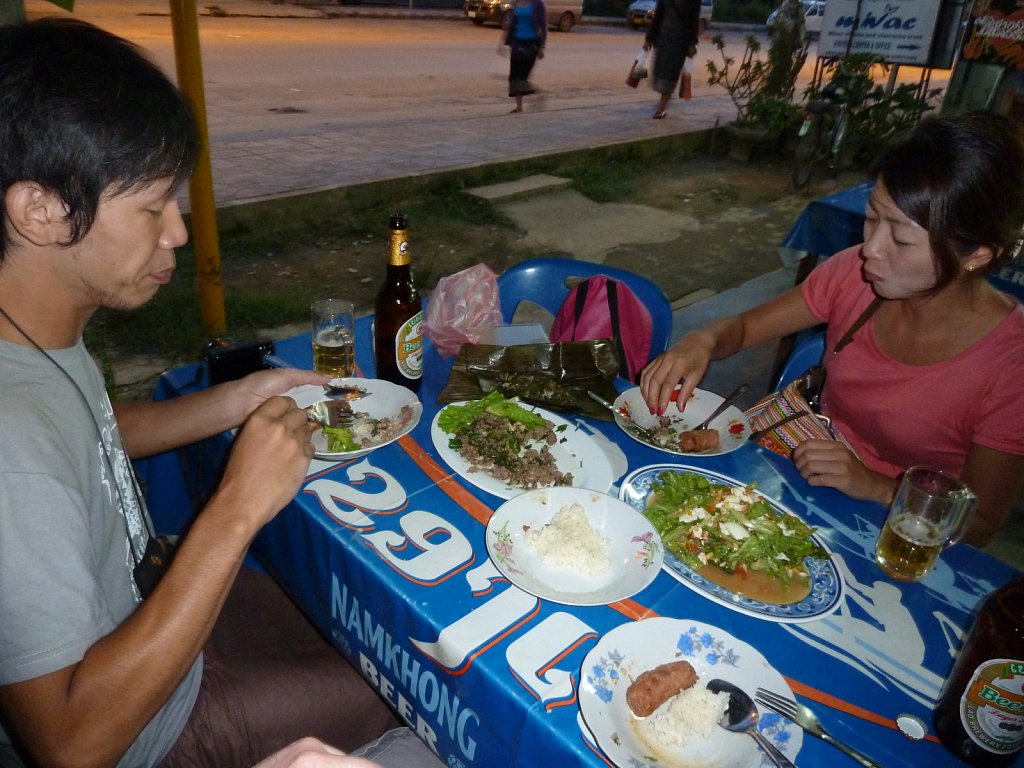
(205, 337), (275, 384)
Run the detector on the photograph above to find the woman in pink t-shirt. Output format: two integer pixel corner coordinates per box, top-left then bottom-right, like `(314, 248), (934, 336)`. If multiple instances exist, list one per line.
(641, 112), (1024, 546)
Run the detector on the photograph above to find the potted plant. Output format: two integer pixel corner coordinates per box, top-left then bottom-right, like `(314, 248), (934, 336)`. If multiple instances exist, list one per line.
(707, 0), (808, 160)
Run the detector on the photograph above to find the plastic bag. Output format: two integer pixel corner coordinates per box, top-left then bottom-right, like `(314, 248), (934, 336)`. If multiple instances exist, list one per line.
(680, 56), (693, 100)
(626, 48), (649, 88)
(422, 263), (503, 359)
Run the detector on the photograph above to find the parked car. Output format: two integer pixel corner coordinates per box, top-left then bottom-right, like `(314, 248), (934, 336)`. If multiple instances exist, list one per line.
(463, 0), (583, 32)
(626, 0), (713, 33)
(765, 0), (825, 37)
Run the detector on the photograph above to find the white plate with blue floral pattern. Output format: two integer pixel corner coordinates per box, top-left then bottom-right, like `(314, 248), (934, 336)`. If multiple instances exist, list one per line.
(485, 487), (663, 606)
(579, 617), (802, 768)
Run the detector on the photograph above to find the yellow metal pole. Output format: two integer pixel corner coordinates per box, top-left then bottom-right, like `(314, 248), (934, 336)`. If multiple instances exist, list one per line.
(169, 0), (226, 335)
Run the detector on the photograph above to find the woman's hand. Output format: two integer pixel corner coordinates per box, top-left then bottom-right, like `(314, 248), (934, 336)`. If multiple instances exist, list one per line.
(639, 333), (713, 416)
(792, 439), (897, 505)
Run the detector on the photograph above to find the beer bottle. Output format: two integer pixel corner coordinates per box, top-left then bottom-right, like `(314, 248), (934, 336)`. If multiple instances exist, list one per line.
(933, 574), (1024, 766)
(373, 212), (423, 392)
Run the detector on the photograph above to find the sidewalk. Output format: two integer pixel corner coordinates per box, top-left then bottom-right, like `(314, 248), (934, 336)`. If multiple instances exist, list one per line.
(28, 0), (739, 210)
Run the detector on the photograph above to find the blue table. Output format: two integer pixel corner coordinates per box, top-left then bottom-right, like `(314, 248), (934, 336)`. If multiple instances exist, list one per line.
(781, 182), (1024, 301)
(140, 317), (1019, 768)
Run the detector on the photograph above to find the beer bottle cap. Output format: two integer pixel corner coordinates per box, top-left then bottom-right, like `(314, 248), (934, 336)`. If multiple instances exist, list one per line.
(895, 713), (926, 741)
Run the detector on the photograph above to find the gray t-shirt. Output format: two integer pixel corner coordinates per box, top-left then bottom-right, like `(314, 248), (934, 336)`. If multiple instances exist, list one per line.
(0, 338), (200, 767)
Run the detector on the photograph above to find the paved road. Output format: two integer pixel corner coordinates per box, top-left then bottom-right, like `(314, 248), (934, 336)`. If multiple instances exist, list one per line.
(25, 0), (950, 210)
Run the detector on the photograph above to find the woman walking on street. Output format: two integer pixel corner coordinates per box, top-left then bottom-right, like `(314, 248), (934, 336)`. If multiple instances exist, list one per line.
(644, 0), (700, 118)
(501, 0), (547, 113)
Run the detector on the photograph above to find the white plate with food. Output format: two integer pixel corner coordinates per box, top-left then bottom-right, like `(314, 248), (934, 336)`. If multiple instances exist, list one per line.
(485, 487), (663, 606)
(431, 392), (614, 500)
(286, 377), (422, 461)
(579, 617), (802, 768)
(613, 387), (750, 456)
(619, 464), (844, 623)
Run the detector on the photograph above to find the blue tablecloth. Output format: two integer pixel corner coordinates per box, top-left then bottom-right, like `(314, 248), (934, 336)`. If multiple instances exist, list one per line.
(781, 182), (1024, 301)
(140, 318), (1019, 768)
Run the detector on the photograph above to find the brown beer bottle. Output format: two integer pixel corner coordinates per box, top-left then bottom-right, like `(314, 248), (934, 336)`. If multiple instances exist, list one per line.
(373, 213), (423, 392)
(933, 574), (1024, 766)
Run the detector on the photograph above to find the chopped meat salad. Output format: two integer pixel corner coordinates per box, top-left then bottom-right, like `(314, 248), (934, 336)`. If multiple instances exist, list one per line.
(322, 407), (412, 453)
(438, 392), (574, 489)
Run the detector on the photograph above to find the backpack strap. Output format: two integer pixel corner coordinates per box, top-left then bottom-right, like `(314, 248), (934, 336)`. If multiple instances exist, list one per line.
(571, 278), (590, 341)
(604, 280), (630, 378)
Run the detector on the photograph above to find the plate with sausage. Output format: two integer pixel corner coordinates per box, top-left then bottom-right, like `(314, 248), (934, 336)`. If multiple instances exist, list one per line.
(612, 387), (749, 456)
(579, 617), (801, 768)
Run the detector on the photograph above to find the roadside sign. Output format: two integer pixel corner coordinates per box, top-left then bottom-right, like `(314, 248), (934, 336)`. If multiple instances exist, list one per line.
(819, 0), (943, 65)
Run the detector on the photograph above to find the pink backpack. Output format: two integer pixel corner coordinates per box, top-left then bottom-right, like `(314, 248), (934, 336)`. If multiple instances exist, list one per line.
(549, 275), (654, 383)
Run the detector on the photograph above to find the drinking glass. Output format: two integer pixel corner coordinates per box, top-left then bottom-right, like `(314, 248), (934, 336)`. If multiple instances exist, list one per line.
(875, 466), (976, 582)
(311, 299), (355, 378)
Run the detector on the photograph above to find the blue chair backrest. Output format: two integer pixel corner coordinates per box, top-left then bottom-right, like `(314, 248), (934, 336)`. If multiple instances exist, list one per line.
(496, 257), (673, 358)
(774, 329), (826, 390)
(990, 262), (1024, 303)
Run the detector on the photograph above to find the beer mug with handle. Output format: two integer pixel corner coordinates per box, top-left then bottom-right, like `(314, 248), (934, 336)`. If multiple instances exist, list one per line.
(875, 466), (977, 582)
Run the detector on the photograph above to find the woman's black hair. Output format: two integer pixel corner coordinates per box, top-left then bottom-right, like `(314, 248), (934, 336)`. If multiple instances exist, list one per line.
(0, 18), (200, 259)
(871, 111), (1024, 290)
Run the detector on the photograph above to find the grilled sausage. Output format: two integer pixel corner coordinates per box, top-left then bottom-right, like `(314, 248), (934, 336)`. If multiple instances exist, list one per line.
(678, 428), (720, 453)
(626, 660), (699, 717)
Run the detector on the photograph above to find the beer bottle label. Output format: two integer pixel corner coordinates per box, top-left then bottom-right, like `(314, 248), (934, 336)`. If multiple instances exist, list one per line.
(958, 659), (1024, 755)
(394, 310), (423, 380)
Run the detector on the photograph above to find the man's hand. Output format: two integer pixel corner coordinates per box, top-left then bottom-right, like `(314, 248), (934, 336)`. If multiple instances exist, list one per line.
(792, 439), (897, 505)
(218, 396), (318, 528)
(227, 368), (331, 427)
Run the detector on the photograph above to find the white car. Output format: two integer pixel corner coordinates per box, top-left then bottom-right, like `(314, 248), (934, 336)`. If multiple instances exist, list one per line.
(626, 0), (713, 34)
(766, 0), (825, 36)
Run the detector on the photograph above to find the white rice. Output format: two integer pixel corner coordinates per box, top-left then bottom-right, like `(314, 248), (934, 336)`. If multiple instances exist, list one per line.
(642, 684), (730, 747)
(524, 502), (610, 576)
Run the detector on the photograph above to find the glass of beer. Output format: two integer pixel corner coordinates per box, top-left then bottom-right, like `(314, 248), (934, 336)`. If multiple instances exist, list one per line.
(875, 466), (976, 582)
(311, 299), (355, 378)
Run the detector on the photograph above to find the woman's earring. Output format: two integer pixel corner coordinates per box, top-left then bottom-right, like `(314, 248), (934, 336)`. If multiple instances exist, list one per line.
(965, 264), (977, 273)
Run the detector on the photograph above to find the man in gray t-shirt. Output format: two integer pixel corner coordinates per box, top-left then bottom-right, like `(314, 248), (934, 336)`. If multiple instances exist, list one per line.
(0, 19), (410, 768)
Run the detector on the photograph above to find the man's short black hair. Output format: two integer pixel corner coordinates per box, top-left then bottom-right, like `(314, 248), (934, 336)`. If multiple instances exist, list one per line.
(0, 18), (200, 257)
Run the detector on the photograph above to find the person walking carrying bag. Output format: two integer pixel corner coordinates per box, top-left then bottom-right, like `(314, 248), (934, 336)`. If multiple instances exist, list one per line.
(643, 0), (701, 119)
(500, 0), (547, 113)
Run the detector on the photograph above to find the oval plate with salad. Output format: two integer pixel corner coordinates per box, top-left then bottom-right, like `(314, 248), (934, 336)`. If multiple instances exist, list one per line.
(431, 392), (614, 500)
(619, 464), (844, 622)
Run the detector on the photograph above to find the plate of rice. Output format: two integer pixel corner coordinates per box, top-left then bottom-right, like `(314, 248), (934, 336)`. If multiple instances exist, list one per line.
(485, 487), (663, 606)
(285, 378), (422, 461)
(579, 617), (802, 768)
(613, 386), (750, 456)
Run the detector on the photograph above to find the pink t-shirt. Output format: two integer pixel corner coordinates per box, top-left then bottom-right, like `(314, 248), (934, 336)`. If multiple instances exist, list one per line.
(801, 246), (1024, 478)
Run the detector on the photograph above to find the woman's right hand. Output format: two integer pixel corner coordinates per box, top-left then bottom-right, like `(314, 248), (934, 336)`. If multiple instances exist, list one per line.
(639, 334), (713, 416)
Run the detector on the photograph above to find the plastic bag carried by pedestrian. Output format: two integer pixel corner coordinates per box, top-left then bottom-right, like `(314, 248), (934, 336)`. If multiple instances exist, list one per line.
(422, 263), (503, 359)
(626, 48), (649, 88)
(680, 56), (694, 100)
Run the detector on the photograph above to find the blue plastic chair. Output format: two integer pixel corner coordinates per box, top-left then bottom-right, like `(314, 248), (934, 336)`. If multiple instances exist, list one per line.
(496, 257), (673, 359)
(774, 329), (826, 390)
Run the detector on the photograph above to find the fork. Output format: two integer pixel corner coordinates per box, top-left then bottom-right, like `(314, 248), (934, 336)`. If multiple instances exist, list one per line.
(305, 399), (354, 429)
(755, 688), (883, 768)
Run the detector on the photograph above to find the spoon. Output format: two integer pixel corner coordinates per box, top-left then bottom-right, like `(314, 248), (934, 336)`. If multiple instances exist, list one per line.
(693, 383), (748, 431)
(706, 679), (797, 768)
(586, 391), (659, 444)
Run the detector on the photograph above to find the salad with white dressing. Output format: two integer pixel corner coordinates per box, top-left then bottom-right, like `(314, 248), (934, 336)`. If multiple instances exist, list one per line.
(643, 471), (827, 587)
